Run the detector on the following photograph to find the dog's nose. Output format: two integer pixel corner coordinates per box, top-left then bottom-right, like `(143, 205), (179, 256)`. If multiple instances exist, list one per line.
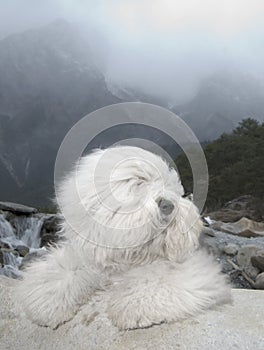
(157, 198), (174, 215)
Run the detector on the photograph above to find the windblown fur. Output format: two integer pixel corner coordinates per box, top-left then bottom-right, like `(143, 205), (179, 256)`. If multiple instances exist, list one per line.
(17, 146), (230, 330)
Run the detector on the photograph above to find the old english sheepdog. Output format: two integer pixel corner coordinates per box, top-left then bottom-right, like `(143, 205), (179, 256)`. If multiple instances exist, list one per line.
(17, 146), (230, 330)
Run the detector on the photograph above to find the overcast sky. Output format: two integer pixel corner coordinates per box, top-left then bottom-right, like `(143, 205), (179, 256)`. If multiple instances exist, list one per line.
(0, 0), (264, 102)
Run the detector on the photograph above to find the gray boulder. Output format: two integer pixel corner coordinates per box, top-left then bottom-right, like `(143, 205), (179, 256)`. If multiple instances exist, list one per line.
(236, 245), (262, 267)
(212, 218), (264, 237)
(208, 195), (264, 222)
(255, 273), (264, 290)
(0, 201), (37, 215)
(251, 252), (264, 272)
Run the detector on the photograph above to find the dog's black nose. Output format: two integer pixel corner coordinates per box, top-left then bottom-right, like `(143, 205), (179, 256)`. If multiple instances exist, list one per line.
(157, 198), (174, 215)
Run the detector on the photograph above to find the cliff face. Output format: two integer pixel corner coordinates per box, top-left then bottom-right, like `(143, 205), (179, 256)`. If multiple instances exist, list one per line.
(0, 20), (120, 205)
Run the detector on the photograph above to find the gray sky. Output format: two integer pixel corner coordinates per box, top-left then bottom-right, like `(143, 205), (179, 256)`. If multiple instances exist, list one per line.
(1, 0), (264, 103)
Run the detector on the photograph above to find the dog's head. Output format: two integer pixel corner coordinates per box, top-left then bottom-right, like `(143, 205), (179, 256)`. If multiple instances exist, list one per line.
(58, 146), (202, 264)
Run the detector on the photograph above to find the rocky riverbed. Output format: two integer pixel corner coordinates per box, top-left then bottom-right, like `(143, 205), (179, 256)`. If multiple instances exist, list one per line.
(0, 197), (264, 289)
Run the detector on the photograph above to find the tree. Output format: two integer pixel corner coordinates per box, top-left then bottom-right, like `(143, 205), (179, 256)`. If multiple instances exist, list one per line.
(175, 118), (264, 210)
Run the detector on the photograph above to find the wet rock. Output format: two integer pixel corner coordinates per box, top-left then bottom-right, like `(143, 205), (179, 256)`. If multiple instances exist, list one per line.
(0, 250), (3, 266)
(40, 214), (61, 247)
(14, 245), (29, 257)
(0, 201), (37, 215)
(255, 272), (264, 290)
(0, 241), (11, 249)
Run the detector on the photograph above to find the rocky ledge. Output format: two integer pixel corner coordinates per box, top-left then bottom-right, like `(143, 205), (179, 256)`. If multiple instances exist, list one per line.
(0, 201), (37, 215)
(0, 277), (264, 350)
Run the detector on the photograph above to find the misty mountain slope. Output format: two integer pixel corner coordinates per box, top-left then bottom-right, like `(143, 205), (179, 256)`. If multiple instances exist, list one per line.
(1, 20), (264, 206)
(0, 20), (121, 205)
(175, 71), (264, 140)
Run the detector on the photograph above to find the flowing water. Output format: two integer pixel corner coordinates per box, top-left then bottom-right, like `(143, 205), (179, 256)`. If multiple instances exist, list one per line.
(0, 213), (45, 278)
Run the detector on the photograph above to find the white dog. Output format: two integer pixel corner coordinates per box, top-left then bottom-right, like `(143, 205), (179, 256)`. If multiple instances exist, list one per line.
(17, 146), (230, 330)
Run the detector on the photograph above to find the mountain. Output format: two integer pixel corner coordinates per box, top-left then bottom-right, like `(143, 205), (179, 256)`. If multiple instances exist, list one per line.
(174, 71), (264, 140)
(1, 20), (264, 206)
(0, 20), (171, 206)
(0, 20), (122, 205)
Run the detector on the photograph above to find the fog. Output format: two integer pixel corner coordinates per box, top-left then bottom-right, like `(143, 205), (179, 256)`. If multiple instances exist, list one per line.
(1, 0), (264, 103)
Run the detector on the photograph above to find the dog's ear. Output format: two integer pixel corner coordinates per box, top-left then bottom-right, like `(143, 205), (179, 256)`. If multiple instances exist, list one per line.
(165, 197), (202, 262)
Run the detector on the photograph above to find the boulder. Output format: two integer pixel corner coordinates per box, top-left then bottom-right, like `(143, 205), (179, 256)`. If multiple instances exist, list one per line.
(208, 195), (264, 222)
(0, 250), (3, 266)
(255, 272), (264, 290)
(40, 214), (61, 247)
(1, 277), (264, 350)
(236, 245), (262, 267)
(223, 195), (254, 211)
(211, 218), (264, 237)
(251, 252), (264, 272)
(208, 209), (250, 223)
(0, 201), (37, 215)
(14, 245), (30, 257)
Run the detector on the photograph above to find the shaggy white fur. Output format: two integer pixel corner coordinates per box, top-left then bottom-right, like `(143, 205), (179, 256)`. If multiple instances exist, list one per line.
(16, 146), (230, 330)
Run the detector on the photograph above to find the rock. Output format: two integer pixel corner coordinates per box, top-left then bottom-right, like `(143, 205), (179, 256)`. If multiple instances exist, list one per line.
(223, 195), (254, 211)
(40, 214), (61, 247)
(221, 261), (234, 273)
(244, 266), (259, 279)
(201, 227), (215, 237)
(208, 195), (264, 222)
(255, 272), (264, 290)
(14, 245), (29, 257)
(208, 209), (249, 223)
(1, 277), (264, 350)
(0, 241), (11, 249)
(224, 244), (238, 255)
(212, 218), (264, 237)
(40, 233), (59, 247)
(236, 245), (262, 267)
(0, 250), (3, 266)
(251, 252), (264, 272)
(0, 201), (37, 215)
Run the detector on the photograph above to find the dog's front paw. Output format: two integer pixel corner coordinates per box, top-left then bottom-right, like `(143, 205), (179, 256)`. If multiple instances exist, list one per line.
(108, 294), (162, 330)
(21, 286), (78, 329)
(15, 257), (80, 329)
